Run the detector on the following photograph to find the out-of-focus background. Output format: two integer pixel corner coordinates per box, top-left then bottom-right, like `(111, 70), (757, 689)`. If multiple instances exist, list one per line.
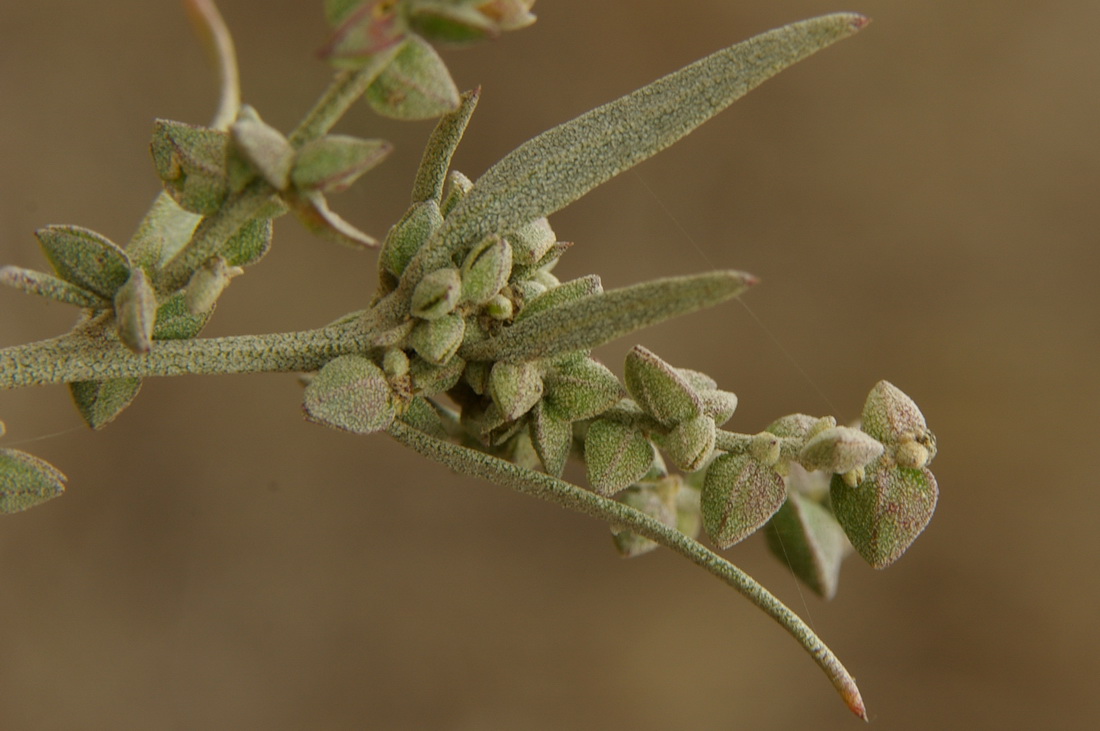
(2, 1), (1097, 728)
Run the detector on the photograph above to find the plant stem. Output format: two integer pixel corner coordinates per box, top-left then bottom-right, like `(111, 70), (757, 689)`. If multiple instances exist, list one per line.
(0, 320), (371, 389)
(287, 46), (402, 148)
(386, 420), (868, 721)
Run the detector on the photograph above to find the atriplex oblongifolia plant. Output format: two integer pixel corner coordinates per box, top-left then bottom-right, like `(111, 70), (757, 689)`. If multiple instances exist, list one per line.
(0, 1), (940, 720)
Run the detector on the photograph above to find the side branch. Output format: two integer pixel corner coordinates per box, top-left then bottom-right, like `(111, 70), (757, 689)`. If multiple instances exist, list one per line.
(0, 320), (370, 389)
(386, 420), (868, 720)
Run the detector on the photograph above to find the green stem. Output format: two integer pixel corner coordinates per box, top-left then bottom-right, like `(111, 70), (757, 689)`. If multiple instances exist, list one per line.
(287, 46), (402, 148)
(0, 320), (370, 389)
(386, 420), (868, 721)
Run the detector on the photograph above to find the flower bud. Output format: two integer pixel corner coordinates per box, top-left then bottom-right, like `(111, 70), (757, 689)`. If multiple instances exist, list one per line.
(440, 170), (473, 217)
(488, 361), (543, 421)
(861, 380), (929, 445)
(113, 268), (157, 354)
(750, 431), (782, 467)
(660, 414), (716, 472)
(584, 418), (655, 496)
(408, 313), (466, 365)
(623, 345), (704, 426)
(411, 267), (462, 320)
(230, 106), (294, 190)
(701, 452), (785, 549)
(184, 256), (243, 314)
(380, 200), (443, 278)
(460, 234), (513, 305)
(798, 426), (884, 475)
(484, 293), (513, 320)
(382, 348), (410, 378)
(507, 217), (556, 266)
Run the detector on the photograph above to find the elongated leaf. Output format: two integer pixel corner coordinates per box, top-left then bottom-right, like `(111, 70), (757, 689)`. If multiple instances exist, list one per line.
(1, 448), (66, 514)
(0, 266), (108, 308)
(436, 13), (867, 252)
(460, 270), (756, 362)
(412, 89), (480, 203)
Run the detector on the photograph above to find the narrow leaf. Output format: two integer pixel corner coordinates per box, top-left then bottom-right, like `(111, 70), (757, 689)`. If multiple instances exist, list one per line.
(436, 13), (867, 252)
(0, 266), (108, 308)
(412, 89), (480, 203)
(461, 270), (756, 362)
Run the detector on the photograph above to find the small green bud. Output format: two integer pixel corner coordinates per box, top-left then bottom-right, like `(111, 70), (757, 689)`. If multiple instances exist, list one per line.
(701, 452), (786, 549)
(366, 35), (461, 120)
(798, 426), (884, 475)
(764, 492), (850, 600)
(409, 354), (466, 396)
(862, 381), (932, 448)
(508, 217), (556, 266)
(113, 268), (157, 354)
(750, 432), (782, 466)
(584, 418), (655, 496)
(383, 348), (410, 378)
(230, 106), (294, 190)
(184, 256), (243, 314)
(462, 360), (492, 395)
(484, 293), (514, 320)
(541, 357), (623, 422)
(1, 447), (66, 514)
(291, 134), (392, 193)
(894, 436), (932, 470)
(411, 267), (462, 320)
(460, 234), (513, 305)
(529, 269), (560, 290)
(380, 200), (444, 279)
(440, 170), (474, 218)
(488, 361), (544, 421)
(408, 313), (466, 366)
(660, 414), (716, 472)
(303, 355), (395, 434)
(150, 119), (229, 215)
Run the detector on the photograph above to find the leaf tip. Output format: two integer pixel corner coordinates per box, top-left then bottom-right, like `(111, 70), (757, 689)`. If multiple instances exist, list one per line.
(850, 14), (872, 32)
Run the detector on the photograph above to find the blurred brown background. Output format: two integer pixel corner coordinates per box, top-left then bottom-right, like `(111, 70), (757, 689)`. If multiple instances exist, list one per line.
(2, 1), (1097, 729)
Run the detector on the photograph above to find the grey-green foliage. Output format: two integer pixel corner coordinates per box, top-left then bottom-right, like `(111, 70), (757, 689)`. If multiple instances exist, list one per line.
(0, 3), (941, 721)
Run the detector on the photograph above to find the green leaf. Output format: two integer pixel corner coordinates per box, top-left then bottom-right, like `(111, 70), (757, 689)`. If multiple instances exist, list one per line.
(0, 266), (109, 308)
(303, 355), (396, 434)
(584, 418), (655, 496)
(380, 200), (444, 279)
(435, 13), (867, 253)
(542, 357), (623, 422)
(113, 268), (157, 355)
(291, 134), (393, 193)
(412, 89), (480, 204)
(514, 274), (602, 322)
(829, 465), (938, 569)
(701, 452), (786, 548)
(230, 106), (294, 190)
(223, 217), (273, 268)
(152, 292), (212, 340)
(764, 492), (849, 600)
(150, 119), (229, 215)
(35, 225), (132, 300)
(798, 426), (884, 475)
(530, 400), (572, 477)
(1, 448), (66, 514)
(659, 414), (716, 472)
(612, 480), (679, 558)
(624, 345), (704, 426)
(461, 270), (756, 362)
(366, 35), (461, 120)
(408, 313), (466, 365)
(69, 378), (142, 430)
(488, 361), (543, 421)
